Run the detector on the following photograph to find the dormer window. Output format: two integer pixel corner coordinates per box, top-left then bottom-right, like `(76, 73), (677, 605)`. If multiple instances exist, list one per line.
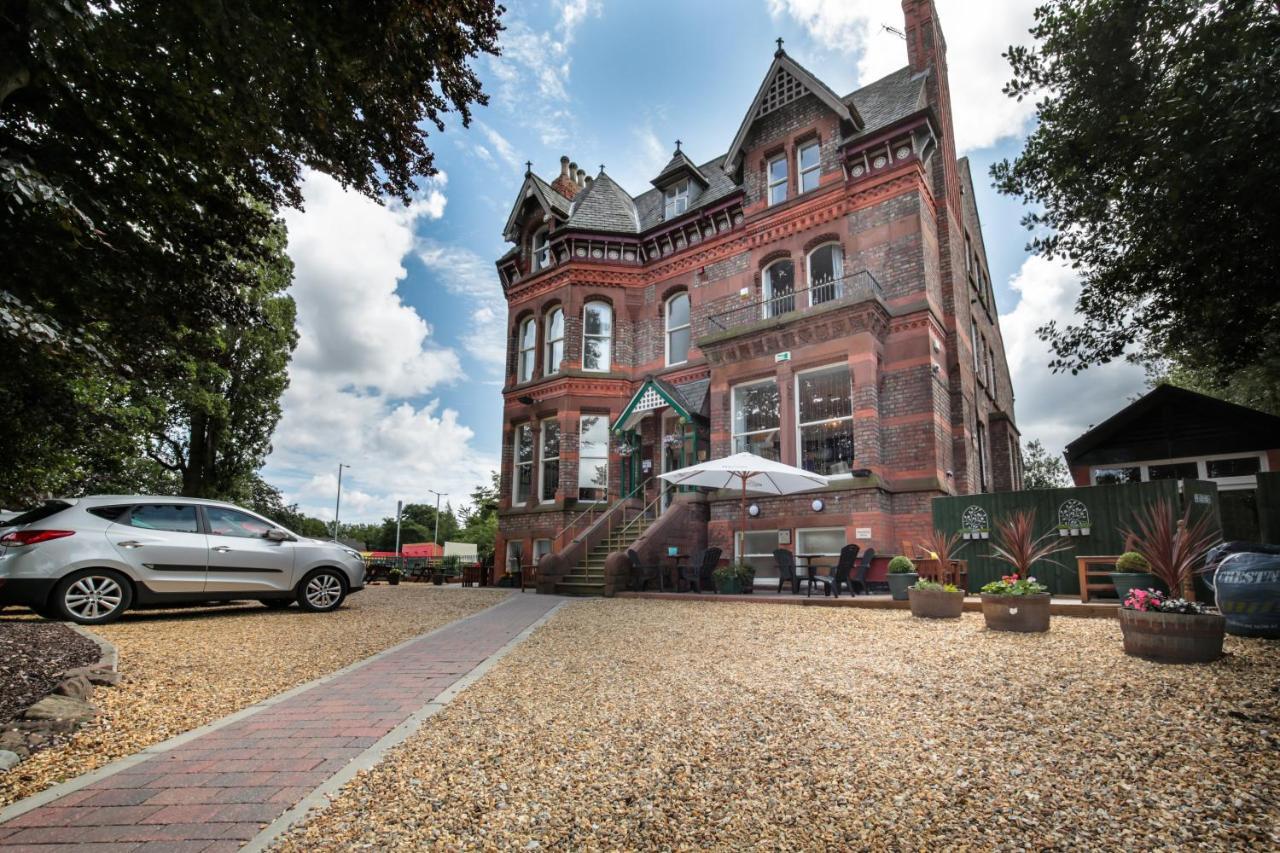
(767, 155), (788, 205)
(664, 180), (689, 219)
(798, 141), (820, 193)
(531, 226), (551, 271)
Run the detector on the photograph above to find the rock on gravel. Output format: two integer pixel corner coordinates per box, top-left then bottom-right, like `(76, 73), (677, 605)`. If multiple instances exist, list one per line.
(21, 695), (95, 723)
(0, 751), (19, 772)
(273, 599), (1280, 851)
(0, 586), (507, 808)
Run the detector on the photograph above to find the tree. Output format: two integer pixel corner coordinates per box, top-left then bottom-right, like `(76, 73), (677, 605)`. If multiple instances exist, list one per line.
(245, 478), (330, 538)
(993, 1), (1280, 386)
(1145, 356), (1280, 418)
(456, 472), (500, 560)
(1, 0), (503, 503)
(1021, 439), (1070, 489)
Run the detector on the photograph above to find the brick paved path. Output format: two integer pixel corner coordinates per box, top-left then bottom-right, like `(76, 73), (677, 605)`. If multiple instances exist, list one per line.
(0, 592), (560, 851)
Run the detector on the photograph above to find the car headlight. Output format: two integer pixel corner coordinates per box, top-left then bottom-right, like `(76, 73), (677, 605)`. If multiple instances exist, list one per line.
(342, 547), (363, 561)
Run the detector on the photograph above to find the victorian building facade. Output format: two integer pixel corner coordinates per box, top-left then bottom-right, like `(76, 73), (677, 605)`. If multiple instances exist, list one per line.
(494, 0), (1020, 589)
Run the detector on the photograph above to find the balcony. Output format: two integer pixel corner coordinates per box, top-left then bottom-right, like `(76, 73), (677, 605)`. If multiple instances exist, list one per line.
(702, 270), (886, 339)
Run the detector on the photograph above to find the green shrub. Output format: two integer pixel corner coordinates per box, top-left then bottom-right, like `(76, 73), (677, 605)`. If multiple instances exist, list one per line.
(888, 555), (916, 574)
(1115, 551), (1150, 573)
(910, 579), (959, 592)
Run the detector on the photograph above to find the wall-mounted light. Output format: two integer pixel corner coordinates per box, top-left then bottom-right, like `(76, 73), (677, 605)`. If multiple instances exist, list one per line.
(748, 503), (760, 517)
(811, 499), (825, 512)
(851, 469), (872, 479)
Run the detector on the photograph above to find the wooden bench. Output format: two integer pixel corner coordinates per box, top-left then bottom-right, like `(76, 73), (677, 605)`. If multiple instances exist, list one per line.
(1077, 555), (1121, 602)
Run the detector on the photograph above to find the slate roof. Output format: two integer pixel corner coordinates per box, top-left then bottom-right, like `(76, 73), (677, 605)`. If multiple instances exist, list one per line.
(564, 171), (640, 234)
(633, 155), (740, 231)
(652, 376), (710, 421)
(842, 66), (929, 142)
(531, 174), (572, 217)
(652, 149), (709, 188)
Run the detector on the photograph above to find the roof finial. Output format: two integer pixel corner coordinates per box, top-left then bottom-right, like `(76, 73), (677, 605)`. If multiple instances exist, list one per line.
(775, 36), (785, 56)
(599, 163), (605, 173)
(524, 160), (532, 175)
(674, 139), (682, 152)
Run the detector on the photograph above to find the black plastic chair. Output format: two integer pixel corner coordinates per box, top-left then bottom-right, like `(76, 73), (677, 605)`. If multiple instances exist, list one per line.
(627, 549), (662, 591)
(680, 547), (722, 594)
(850, 548), (876, 595)
(774, 549), (811, 594)
(808, 544), (861, 598)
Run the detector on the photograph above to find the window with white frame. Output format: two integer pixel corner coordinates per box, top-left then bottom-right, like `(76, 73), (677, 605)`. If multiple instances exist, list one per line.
(736, 530), (781, 577)
(532, 538), (552, 565)
(582, 301), (613, 372)
(665, 292), (691, 366)
(1093, 466), (1141, 485)
(663, 180), (689, 219)
(517, 317), (537, 383)
(544, 308), (564, 376)
(1091, 454), (1266, 488)
(767, 155), (788, 205)
(807, 243), (843, 305)
(796, 528), (846, 566)
(732, 379), (781, 460)
(798, 141), (821, 193)
(796, 364), (855, 476)
(531, 226), (551, 271)
(540, 420), (560, 502)
(762, 259), (795, 318)
(513, 423), (534, 503)
(578, 415), (609, 502)
(505, 539), (524, 573)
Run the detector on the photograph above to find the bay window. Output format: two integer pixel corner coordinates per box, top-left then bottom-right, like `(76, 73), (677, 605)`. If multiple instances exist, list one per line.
(807, 243), (843, 305)
(763, 259), (795, 318)
(544, 307), (564, 376)
(796, 364), (855, 476)
(583, 301), (613, 372)
(513, 423), (533, 503)
(798, 141), (820, 193)
(767, 155), (788, 205)
(517, 317), (536, 383)
(578, 415), (609, 502)
(540, 420), (560, 502)
(665, 292), (691, 365)
(732, 379), (781, 460)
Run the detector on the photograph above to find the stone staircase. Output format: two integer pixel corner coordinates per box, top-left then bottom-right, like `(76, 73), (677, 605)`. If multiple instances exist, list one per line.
(554, 516), (653, 596)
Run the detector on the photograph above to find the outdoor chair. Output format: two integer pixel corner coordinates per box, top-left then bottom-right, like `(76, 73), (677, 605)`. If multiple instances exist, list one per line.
(850, 547), (876, 595)
(627, 549), (662, 591)
(774, 549), (810, 594)
(680, 547), (721, 594)
(808, 544), (860, 598)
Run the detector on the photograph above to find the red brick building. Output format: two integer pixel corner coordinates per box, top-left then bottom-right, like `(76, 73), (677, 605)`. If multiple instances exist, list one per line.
(494, 0), (1020, 591)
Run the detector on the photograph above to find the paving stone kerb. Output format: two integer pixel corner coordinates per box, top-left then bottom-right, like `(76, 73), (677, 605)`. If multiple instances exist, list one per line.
(0, 593), (561, 850)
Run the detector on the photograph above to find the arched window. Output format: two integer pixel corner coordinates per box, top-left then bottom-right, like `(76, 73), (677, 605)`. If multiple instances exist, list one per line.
(582, 301), (612, 372)
(543, 307), (564, 376)
(531, 226), (551, 271)
(665, 292), (690, 366)
(807, 243), (844, 306)
(516, 317), (537, 383)
(762, 259), (795, 318)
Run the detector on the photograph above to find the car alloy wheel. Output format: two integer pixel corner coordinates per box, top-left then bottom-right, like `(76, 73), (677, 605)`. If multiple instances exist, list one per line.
(57, 571), (131, 624)
(300, 570), (346, 612)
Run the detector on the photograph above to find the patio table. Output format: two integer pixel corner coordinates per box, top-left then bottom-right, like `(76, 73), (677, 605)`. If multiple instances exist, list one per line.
(664, 553), (688, 592)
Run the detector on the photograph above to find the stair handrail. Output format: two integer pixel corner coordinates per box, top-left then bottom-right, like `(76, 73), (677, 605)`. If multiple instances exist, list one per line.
(553, 480), (646, 551)
(613, 484), (668, 546)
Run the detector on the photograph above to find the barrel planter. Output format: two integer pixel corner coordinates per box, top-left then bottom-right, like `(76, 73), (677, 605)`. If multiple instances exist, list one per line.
(1213, 551), (1280, 638)
(887, 572), (918, 601)
(1118, 608), (1225, 664)
(1109, 572), (1166, 602)
(908, 587), (964, 619)
(980, 593), (1050, 633)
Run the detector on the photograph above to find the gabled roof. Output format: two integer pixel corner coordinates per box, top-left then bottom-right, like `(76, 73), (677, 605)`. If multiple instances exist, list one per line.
(652, 148), (709, 189)
(1064, 384), (1280, 467)
(842, 66), (929, 143)
(564, 170), (640, 234)
(502, 173), (573, 241)
(723, 50), (864, 172)
(612, 376), (709, 432)
(633, 154), (741, 231)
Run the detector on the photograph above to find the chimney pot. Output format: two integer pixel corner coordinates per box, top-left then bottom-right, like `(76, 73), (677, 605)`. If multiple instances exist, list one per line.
(560, 156), (570, 178)
(576, 168), (586, 187)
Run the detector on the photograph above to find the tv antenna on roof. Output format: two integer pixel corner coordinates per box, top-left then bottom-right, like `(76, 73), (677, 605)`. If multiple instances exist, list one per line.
(882, 25), (905, 39)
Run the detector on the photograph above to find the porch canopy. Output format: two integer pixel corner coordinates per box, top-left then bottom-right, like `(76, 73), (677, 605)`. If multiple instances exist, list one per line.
(659, 452), (828, 562)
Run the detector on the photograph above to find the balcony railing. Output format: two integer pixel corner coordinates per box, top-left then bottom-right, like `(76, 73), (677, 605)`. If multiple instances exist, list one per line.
(706, 270), (885, 334)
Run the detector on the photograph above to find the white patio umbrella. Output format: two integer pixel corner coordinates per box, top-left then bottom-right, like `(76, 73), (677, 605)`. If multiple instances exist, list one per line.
(658, 452), (828, 563)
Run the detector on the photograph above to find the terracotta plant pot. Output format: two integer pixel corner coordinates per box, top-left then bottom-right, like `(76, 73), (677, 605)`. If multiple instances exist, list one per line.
(908, 586), (965, 619)
(887, 572), (918, 601)
(980, 593), (1050, 633)
(1118, 608), (1225, 664)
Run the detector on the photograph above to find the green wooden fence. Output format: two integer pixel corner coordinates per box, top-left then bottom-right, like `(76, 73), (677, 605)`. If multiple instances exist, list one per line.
(931, 480), (1222, 595)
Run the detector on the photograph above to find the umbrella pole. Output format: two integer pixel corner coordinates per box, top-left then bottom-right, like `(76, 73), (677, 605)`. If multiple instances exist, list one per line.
(739, 474), (747, 568)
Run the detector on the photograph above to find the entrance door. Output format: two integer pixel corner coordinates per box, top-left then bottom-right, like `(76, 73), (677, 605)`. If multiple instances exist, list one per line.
(660, 412), (680, 512)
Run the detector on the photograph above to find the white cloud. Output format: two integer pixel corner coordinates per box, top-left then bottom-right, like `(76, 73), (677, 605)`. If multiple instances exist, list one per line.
(610, 122), (671, 197)
(266, 173), (497, 523)
(1000, 256), (1146, 459)
(766, 0), (1039, 152)
(415, 240), (507, 369)
(476, 121), (521, 171)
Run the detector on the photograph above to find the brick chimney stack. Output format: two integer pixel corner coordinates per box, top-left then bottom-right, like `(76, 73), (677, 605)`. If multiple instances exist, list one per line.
(550, 155), (579, 199)
(902, 0), (960, 219)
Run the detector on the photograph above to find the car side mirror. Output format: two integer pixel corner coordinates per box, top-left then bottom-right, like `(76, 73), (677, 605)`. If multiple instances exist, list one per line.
(264, 528), (294, 542)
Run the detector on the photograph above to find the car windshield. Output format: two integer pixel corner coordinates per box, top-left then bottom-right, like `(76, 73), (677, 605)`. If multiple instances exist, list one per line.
(0, 501), (73, 528)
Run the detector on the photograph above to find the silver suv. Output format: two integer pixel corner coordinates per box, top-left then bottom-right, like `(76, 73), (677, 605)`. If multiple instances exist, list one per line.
(0, 496), (365, 624)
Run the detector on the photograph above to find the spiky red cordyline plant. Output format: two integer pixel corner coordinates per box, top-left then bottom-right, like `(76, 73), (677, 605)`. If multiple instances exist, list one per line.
(989, 510), (1072, 577)
(918, 528), (968, 585)
(1120, 499), (1221, 596)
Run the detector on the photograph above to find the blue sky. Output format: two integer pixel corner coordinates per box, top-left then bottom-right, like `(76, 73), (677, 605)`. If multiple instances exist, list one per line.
(263, 0), (1147, 523)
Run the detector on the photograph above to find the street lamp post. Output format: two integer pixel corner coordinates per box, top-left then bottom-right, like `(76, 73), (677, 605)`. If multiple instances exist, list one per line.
(429, 489), (447, 545)
(333, 463), (350, 542)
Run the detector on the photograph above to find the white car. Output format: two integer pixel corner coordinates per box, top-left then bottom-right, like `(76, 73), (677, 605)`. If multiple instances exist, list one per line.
(0, 496), (365, 624)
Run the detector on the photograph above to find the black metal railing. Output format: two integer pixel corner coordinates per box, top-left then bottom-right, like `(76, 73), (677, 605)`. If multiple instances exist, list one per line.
(706, 270), (885, 332)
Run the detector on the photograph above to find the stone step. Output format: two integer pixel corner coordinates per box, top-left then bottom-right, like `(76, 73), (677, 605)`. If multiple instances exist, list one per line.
(555, 580), (605, 596)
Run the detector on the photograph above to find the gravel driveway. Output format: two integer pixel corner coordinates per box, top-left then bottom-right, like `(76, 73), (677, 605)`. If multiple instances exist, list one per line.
(0, 585), (508, 808)
(274, 599), (1279, 851)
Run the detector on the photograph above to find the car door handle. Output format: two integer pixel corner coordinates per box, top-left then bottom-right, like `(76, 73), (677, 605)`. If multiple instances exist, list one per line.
(212, 546), (233, 553)
(116, 541), (144, 549)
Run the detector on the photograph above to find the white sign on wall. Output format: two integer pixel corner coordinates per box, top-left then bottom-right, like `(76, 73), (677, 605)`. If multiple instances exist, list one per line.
(775, 351), (791, 362)
(855, 528), (872, 540)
